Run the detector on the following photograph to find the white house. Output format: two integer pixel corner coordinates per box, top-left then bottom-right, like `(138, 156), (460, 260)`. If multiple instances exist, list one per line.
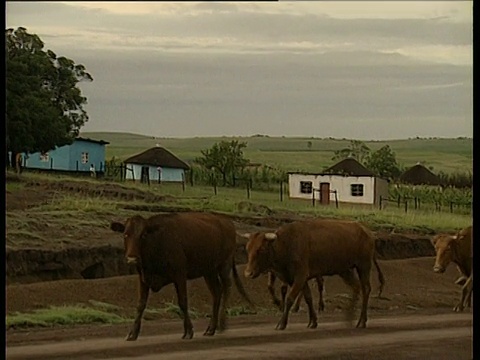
(123, 146), (190, 183)
(288, 158), (389, 205)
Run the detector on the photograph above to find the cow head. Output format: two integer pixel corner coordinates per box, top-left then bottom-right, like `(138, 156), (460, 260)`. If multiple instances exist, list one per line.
(242, 232), (277, 279)
(110, 215), (148, 265)
(430, 233), (460, 273)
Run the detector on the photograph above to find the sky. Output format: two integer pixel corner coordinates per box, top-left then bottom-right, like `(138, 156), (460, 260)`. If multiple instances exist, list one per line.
(6, 1), (473, 140)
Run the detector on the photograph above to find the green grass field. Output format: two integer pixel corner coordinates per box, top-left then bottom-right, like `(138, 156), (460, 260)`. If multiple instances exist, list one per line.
(82, 132), (472, 174)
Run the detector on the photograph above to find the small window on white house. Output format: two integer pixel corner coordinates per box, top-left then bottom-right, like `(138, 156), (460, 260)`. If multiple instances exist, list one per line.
(81, 152), (89, 164)
(300, 181), (313, 194)
(40, 152), (49, 162)
(351, 184), (364, 197)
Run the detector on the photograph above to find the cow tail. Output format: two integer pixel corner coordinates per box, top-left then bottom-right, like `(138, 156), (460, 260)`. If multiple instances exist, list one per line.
(373, 253), (385, 298)
(232, 260), (255, 307)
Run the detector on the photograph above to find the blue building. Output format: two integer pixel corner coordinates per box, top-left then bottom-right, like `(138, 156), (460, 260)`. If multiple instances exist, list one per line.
(22, 137), (109, 174)
(124, 146), (190, 183)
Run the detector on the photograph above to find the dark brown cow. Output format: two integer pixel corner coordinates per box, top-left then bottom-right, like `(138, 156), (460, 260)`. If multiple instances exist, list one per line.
(243, 218), (385, 330)
(111, 212), (253, 341)
(268, 272), (325, 313)
(431, 225), (472, 312)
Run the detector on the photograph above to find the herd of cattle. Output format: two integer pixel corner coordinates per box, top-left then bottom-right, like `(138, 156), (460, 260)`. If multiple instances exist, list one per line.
(110, 212), (472, 341)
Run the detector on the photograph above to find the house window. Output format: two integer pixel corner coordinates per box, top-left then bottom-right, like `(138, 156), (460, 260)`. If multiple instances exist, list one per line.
(351, 184), (364, 197)
(40, 152), (49, 162)
(300, 181), (313, 194)
(81, 152), (89, 164)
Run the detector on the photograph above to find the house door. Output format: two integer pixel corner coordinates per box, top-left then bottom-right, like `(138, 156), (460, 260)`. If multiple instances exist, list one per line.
(319, 182), (330, 205)
(141, 166), (150, 185)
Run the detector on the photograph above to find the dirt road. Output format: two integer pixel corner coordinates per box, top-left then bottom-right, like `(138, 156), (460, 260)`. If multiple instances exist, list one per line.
(7, 313), (472, 360)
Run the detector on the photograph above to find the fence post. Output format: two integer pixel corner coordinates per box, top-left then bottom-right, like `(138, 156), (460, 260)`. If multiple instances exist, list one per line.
(404, 200), (408, 213)
(182, 173), (185, 192)
(50, 158), (53, 170)
(450, 202), (453, 213)
(379, 196), (382, 210)
(414, 197), (418, 209)
(76, 161), (78, 171)
(279, 181), (283, 202)
(312, 190), (315, 207)
(334, 190), (338, 209)
(247, 182), (250, 199)
(397, 195), (401, 208)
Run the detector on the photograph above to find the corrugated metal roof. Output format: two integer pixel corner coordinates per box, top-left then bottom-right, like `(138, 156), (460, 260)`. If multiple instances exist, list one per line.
(76, 137), (109, 145)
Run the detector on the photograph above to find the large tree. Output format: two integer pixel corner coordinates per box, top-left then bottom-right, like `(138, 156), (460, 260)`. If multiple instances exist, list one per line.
(6, 27), (93, 167)
(195, 140), (249, 186)
(332, 140), (371, 164)
(364, 145), (402, 180)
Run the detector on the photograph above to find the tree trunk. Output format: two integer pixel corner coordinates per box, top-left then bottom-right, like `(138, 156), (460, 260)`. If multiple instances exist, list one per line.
(6, 149), (11, 168)
(10, 152), (17, 170)
(15, 153), (22, 174)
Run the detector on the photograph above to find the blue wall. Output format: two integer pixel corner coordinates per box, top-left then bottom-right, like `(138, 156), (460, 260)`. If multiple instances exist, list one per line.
(125, 164), (185, 182)
(23, 140), (106, 172)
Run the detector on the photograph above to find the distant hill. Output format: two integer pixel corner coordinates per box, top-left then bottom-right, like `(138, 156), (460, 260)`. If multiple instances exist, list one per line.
(82, 132), (473, 174)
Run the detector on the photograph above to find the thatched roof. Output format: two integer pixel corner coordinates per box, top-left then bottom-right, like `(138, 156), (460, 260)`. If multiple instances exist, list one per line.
(124, 147), (190, 170)
(398, 164), (442, 186)
(323, 158), (375, 177)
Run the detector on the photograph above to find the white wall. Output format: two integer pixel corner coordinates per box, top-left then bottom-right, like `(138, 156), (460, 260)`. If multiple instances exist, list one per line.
(288, 174), (377, 204)
(125, 164), (185, 182)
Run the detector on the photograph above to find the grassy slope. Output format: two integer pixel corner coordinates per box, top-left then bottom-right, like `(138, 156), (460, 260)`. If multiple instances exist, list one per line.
(83, 132), (472, 174)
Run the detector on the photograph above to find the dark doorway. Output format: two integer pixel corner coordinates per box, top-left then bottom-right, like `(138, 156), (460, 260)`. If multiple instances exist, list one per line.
(319, 182), (330, 205)
(141, 166), (150, 185)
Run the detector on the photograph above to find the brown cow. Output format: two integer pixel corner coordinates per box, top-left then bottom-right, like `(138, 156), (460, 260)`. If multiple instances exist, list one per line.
(111, 212), (253, 341)
(431, 225), (472, 312)
(268, 272), (325, 313)
(243, 218), (385, 330)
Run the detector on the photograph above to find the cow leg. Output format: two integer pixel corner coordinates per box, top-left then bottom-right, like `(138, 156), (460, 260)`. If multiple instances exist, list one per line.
(317, 276), (325, 312)
(218, 264), (233, 332)
(174, 279), (194, 339)
(292, 291), (302, 312)
(355, 265), (372, 328)
(302, 281), (318, 329)
(276, 276), (307, 330)
(203, 273), (223, 336)
(126, 279), (150, 341)
(454, 276), (472, 312)
(339, 269), (360, 327)
(465, 276), (473, 308)
(280, 283), (288, 310)
(268, 272), (282, 309)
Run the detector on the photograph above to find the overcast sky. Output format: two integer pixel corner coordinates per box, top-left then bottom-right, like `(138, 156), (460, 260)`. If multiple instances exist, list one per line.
(6, 1), (473, 140)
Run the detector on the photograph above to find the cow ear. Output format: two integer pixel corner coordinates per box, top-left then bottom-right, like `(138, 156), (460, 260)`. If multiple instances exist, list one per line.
(236, 233), (250, 245)
(451, 234), (464, 245)
(110, 222), (125, 233)
(264, 232), (277, 242)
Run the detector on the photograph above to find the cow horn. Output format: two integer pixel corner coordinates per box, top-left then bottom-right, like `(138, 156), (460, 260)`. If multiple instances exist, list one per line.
(264, 232), (277, 241)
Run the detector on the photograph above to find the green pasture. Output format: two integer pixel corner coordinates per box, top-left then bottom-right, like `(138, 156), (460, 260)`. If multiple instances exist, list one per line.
(6, 172), (471, 236)
(83, 132), (472, 174)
